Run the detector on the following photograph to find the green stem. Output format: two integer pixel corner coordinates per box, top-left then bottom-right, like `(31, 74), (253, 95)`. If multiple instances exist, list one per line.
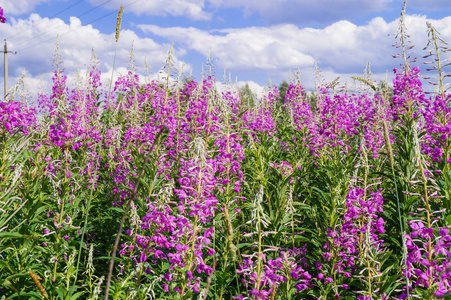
(107, 42), (118, 105)
(73, 152), (99, 289)
(256, 212), (262, 295)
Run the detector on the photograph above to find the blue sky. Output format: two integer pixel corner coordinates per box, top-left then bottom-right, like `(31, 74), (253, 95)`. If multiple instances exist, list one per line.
(1, 0), (451, 98)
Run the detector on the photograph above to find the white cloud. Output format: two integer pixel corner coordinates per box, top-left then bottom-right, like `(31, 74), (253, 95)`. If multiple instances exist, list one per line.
(2, 0), (52, 16)
(83, 0), (395, 26)
(7, 0), (451, 29)
(139, 24), (316, 72)
(407, 0), (451, 11)
(208, 0), (393, 25)
(139, 14), (451, 89)
(85, 0), (394, 25)
(216, 80), (265, 99)
(2, 8), (451, 98)
(0, 13), (191, 98)
(87, 0), (212, 21)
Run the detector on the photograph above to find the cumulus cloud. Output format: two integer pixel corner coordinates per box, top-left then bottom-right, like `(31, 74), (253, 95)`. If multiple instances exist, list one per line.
(86, 0), (394, 26)
(209, 0), (451, 26)
(139, 14), (451, 88)
(86, 0), (448, 27)
(87, 0), (212, 21)
(2, 5), (451, 97)
(139, 24), (316, 71)
(11, 0), (450, 28)
(2, 0), (53, 16)
(0, 13), (190, 98)
(407, 0), (451, 11)
(209, 0), (393, 25)
(215, 80), (265, 100)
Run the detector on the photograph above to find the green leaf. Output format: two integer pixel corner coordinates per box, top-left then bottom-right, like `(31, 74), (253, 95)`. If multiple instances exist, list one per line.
(0, 232), (25, 239)
(9, 292), (44, 299)
(70, 291), (86, 300)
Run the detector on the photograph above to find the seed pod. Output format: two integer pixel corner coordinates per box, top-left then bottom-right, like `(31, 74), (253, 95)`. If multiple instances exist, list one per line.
(115, 5), (124, 43)
(223, 206), (237, 260)
(29, 269), (48, 299)
(382, 120), (395, 170)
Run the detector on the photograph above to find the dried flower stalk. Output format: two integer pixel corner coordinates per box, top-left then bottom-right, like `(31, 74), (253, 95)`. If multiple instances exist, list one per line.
(29, 269), (48, 299)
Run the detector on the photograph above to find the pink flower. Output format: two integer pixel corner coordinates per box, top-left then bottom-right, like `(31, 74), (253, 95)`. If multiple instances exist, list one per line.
(376, 217), (385, 234)
(0, 7), (6, 23)
(435, 281), (448, 297)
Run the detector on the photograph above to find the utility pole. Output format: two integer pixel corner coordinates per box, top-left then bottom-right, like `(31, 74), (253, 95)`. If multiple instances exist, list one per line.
(1, 40), (16, 99)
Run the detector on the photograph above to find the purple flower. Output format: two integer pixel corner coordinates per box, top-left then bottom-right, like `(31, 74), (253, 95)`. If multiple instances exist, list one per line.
(0, 101), (36, 135)
(164, 272), (173, 282)
(186, 271), (193, 280)
(0, 7), (6, 23)
(376, 217), (385, 234)
(439, 228), (449, 237)
(435, 281), (448, 297)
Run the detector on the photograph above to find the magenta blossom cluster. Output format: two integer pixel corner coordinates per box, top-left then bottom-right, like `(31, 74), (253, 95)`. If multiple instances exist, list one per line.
(402, 222), (451, 298)
(269, 160), (294, 177)
(321, 187), (385, 296)
(0, 100), (36, 135)
(241, 87), (278, 137)
(282, 82), (312, 129)
(235, 246), (311, 299)
(282, 82), (387, 159)
(420, 93), (451, 164)
(392, 66), (425, 119)
(0, 7), (6, 23)
(112, 75), (248, 296)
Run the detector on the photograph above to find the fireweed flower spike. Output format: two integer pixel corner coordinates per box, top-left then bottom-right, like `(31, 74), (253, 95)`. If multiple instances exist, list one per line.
(106, 5), (123, 107)
(4, 3), (451, 298)
(0, 7), (6, 23)
(115, 5), (123, 43)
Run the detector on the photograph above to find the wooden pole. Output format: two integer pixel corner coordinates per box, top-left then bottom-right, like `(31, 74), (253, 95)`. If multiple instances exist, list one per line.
(4, 40), (7, 99)
(1, 40), (17, 100)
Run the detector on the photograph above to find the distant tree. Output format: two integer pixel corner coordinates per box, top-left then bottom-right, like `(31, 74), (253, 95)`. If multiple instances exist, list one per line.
(378, 80), (393, 99)
(239, 83), (257, 108)
(278, 80), (289, 103)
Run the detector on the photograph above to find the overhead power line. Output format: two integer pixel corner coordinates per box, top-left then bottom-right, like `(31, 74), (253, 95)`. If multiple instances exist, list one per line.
(47, 0), (85, 19)
(16, 12), (116, 52)
(4, 0), (84, 41)
(12, 0), (113, 49)
(15, 0), (142, 53)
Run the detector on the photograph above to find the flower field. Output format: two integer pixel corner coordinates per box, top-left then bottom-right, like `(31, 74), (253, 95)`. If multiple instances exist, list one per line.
(1, 5), (451, 300)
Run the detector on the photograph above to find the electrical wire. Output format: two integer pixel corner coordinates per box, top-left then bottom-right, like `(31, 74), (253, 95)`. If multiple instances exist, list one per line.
(14, 0), (142, 54)
(12, 0), (113, 49)
(4, 0), (84, 41)
(72, 0), (113, 19)
(15, 11), (116, 53)
(47, 0), (85, 19)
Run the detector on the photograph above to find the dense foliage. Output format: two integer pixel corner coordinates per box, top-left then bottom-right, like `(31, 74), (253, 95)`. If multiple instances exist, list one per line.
(2, 5), (451, 300)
